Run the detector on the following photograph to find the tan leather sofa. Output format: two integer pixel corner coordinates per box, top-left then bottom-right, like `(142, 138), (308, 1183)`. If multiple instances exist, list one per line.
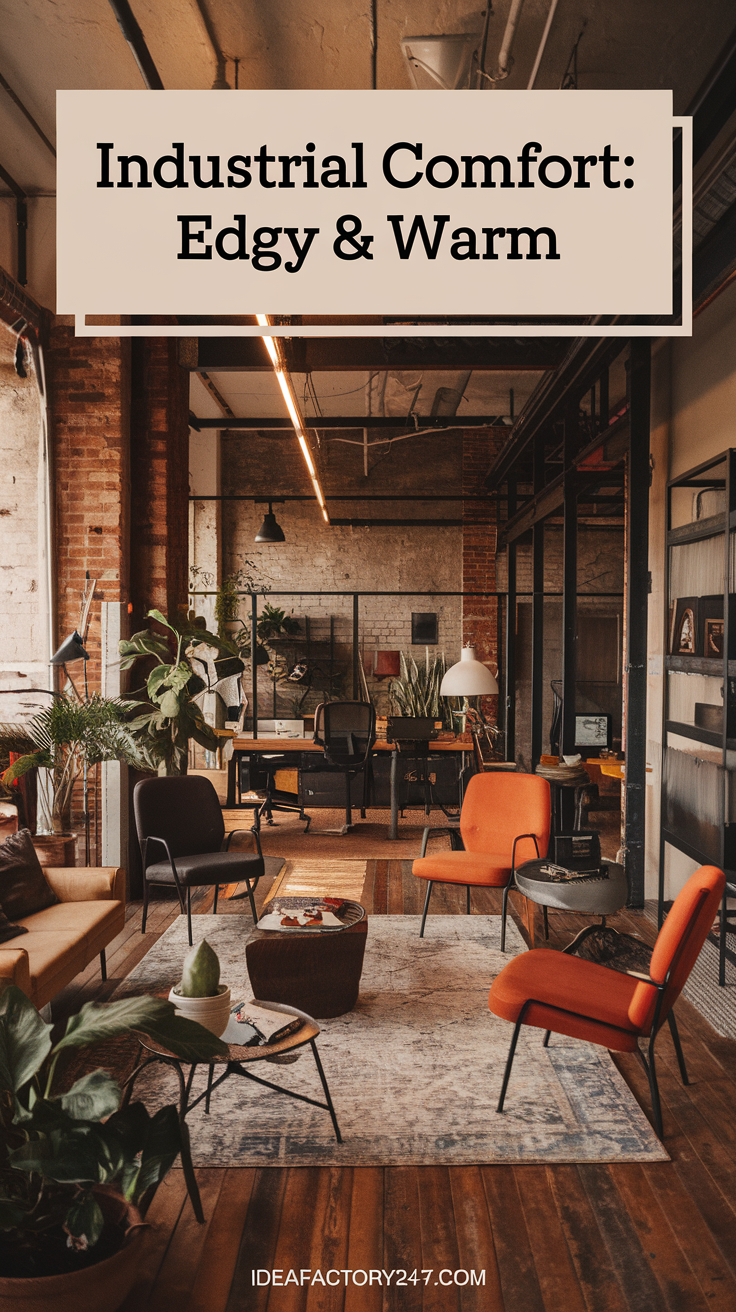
(0, 867), (125, 1009)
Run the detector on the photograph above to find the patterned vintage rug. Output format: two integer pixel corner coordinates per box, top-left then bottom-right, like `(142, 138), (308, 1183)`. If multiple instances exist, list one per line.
(116, 914), (668, 1165)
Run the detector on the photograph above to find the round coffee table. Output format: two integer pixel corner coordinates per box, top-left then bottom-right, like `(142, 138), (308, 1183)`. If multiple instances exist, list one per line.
(514, 858), (628, 947)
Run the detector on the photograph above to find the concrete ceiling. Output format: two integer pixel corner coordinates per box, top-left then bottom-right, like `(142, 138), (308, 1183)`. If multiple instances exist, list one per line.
(2, 0), (735, 196)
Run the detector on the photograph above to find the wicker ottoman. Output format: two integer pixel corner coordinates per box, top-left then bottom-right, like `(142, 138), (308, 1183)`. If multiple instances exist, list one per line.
(245, 904), (368, 1018)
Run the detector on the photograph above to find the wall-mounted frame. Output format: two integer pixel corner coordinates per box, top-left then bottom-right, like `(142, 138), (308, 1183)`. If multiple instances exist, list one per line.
(411, 612), (438, 644)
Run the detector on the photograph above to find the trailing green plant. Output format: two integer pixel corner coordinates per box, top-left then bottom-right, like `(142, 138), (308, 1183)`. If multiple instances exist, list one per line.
(389, 650), (460, 730)
(119, 608), (237, 775)
(1, 697), (146, 834)
(0, 984), (226, 1277)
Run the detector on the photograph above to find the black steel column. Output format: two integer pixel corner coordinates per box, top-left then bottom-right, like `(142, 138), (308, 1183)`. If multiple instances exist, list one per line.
(505, 478), (517, 762)
(251, 592), (258, 730)
(561, 416), (579, 758)
(531, 435), (545, 766)
(352, 594), (360, 698)
(625, 339), (651, 907)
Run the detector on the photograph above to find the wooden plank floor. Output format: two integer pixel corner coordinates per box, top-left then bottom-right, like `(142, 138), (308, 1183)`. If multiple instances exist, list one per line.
(51, 864), (736, 1311)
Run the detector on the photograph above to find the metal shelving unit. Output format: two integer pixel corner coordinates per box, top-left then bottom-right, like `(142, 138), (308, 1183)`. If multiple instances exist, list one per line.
(659, 449), (736, 984)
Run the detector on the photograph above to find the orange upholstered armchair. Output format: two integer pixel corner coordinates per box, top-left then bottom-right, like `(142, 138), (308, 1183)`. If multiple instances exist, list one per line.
(489, 863), (725, 1138)
(412, 772), (551, 949)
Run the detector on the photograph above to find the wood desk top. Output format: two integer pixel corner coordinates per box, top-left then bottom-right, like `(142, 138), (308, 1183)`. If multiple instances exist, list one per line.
(232, 735), (470, 753)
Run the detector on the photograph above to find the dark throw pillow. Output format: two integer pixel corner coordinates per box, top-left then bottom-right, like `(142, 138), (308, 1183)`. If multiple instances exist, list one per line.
(0, 828), (58, 921)
(0, 905), (28, 943)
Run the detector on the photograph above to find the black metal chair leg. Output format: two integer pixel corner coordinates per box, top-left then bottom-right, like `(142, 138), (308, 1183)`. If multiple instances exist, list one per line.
(667, 1010), (689, 1086)
(141, 877), (149, 934)
(497, 1016), (524, 1112)
(344, 773), (352, 831)
(543, 905), (549, 940)
(719, 888), (727, 986)
(420, 882), (433, 937)
(310, 1039), (342, 1143)
(467, 886), (471, 915)
(99, 949), (107, 981)
(205, 1063), (215, 1114)
(186, 886), (193, 946)
(213, 884), (219, 915)
(501, 882), (511, 952)
(543, 1030), (551, 1047)
(245, 877), (259, 925)
(637, 1042), (664, 1139)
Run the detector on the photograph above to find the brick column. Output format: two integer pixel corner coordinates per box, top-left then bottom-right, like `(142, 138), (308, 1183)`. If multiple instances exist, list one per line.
(130, 337), (189, 626)
(462, 428), (506, 722)
(47, 323), (131, 693)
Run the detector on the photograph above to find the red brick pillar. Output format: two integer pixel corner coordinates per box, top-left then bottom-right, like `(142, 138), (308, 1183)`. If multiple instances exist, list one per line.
(462, 428), (506, 723)
(47, 323), (131, 693)
(129, 338), (189, 626)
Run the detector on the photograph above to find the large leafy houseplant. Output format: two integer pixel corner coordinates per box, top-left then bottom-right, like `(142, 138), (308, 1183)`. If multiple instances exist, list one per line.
(1, 696), (145, 834)
(0, 984), (227, 1278)
(119, 608), (237, 775)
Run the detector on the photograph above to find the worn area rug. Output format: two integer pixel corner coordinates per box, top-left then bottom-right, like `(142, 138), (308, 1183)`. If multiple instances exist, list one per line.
(115, 915), (668, 1165)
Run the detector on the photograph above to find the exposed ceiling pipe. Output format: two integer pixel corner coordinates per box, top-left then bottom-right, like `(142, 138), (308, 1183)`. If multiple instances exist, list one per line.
(0, 72), (55, 157)
(487, 0), (526, 84)
(527, 0), (560, 89)
(106, 0), (164, 90)
(0, 160), (27, 285)
(193, 0), (230, 89)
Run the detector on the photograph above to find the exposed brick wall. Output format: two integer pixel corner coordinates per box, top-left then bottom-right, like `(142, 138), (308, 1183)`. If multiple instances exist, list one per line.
(47, 323), (130, 694)
(217, 428), (465, 715)
(130, 337), (189, 627)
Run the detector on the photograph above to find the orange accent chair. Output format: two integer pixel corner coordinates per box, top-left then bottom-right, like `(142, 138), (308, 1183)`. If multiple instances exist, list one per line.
(488, 863), (725, 1138)
(412, 772), (551, 949)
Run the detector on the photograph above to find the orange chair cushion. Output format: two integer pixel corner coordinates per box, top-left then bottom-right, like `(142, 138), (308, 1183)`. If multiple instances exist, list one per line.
(488, 948), (654, 1053)
(460, 772), (551, 860)
(413, 852), (513, 887)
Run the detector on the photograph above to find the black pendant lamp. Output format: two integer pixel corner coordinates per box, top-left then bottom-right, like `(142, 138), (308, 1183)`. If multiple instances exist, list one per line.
(255, 501), (285, 543)
(50, 631), (89, 664)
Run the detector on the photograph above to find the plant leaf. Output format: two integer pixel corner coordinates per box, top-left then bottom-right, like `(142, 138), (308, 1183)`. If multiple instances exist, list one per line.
(59, 1069), (122, 1121)
(64, 1191), (105, 1247)
(0, 984), (53, 1093)
(159, 689), (181, 719)
(52, 996), (228, 1062)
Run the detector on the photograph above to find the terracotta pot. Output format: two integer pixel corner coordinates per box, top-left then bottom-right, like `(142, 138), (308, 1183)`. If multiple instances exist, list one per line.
(0, 1188), (148, 1312)
(32, 834), (77, 868)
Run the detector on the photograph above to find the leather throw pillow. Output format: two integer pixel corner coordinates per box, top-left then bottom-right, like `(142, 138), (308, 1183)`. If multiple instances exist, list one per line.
(0, 904), (28, 943)
(0, 828), (58, 921)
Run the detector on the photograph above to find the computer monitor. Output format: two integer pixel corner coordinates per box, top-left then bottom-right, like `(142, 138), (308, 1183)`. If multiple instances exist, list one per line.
(574, 713), (612, 752)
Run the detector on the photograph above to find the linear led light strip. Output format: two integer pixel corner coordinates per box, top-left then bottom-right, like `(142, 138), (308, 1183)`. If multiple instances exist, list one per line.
(256, 314), (330, 524)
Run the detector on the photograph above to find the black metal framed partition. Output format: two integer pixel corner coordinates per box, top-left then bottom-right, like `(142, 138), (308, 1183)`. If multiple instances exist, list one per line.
(485, 337), (651, 908)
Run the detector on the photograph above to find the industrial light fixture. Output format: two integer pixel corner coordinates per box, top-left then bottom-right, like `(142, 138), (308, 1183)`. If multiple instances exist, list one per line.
(50, 631), (89, 665)
(440, 645), (499, 696)
(255, 314), (331, 524)
(401, 34), (481, 90)
(254, 501), (286, 543)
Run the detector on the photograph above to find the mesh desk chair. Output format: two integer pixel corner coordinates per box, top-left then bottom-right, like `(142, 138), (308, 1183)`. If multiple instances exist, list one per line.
(134, 775), (264, 945)
(312, 701), (377, 834)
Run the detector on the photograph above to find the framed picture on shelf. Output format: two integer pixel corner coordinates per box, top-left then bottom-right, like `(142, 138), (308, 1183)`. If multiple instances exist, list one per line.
(671, 598), (699, 656)
(698, 595), (724, 658)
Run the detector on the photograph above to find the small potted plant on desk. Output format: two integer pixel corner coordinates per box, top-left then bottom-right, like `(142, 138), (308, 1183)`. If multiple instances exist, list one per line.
(0, 983), (226, 1308)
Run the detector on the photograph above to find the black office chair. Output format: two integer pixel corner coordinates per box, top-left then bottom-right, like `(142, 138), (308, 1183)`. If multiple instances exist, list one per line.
(134, 775), (264, 945)
(313, 701), (376, 833)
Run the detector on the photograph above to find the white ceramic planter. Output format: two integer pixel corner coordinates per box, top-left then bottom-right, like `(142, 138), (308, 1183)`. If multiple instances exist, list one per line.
(168, 984), (231, 1037)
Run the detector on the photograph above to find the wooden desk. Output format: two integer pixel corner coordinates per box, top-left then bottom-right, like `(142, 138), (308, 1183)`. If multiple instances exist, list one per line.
(231, 735), (470, 840)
